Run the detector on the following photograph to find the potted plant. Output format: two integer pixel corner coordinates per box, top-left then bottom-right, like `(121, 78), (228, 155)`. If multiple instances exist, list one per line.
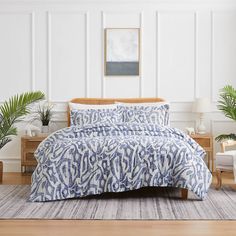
(215, 85), (236, 142)
(0, 91), (45, 150)
(34, 102), (54, 133)
(0, 91), (44, 181)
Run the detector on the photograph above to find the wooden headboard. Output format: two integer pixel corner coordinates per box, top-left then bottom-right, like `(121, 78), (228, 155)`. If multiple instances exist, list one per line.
(67, 97), (165, 126)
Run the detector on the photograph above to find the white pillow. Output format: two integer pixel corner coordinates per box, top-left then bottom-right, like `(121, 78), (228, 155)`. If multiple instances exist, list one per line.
(115, 101), (169, 107)
(69, 102), (117, 110)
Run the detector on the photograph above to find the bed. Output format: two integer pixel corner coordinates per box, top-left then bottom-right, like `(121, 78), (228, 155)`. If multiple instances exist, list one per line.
(30, 98), (212, 202)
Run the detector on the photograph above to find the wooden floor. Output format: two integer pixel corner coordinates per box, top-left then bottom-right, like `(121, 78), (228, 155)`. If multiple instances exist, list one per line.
(0, 172), (236, 236)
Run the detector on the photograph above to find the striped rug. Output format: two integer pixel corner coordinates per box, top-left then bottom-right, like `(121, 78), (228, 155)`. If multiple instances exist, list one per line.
(0, 185), (235, 220)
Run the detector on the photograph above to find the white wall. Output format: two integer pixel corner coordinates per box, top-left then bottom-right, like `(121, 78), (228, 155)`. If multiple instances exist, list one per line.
(0, 0), (236, 172)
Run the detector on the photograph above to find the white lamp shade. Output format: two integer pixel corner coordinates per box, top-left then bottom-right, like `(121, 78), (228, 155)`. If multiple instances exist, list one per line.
(192, 97), (211, 113)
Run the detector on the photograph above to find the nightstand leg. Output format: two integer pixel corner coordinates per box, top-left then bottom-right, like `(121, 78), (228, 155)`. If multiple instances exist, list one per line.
(207, 151), (210, 170)
(21, 166), (25, 175)
(211, 151), (214, 173)
(216, 169), (222, 190)
(181, 189), (188, 200)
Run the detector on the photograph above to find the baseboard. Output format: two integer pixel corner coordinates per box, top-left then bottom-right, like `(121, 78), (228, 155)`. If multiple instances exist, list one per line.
(0, 157), (21, 172)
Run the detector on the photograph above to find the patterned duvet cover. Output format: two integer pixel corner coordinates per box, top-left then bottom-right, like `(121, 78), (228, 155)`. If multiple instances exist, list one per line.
(30, 123), (212, 202)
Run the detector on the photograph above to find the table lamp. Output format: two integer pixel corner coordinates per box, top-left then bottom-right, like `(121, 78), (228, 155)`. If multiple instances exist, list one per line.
(192, 97), (211, 134)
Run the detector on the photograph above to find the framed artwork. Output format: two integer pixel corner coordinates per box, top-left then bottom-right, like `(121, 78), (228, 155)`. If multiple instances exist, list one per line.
(104, 28), (140, 76)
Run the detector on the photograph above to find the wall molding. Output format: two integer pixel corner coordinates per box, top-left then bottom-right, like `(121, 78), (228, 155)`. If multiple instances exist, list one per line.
(47, 10), (89, 102)
(101, 11), (105, 98)
(210, 119), (236, 134)
(210, 11), (214, 102)
(193, 11), (197, 99)
(0, 11), (35, 102)
(139, 11), (143, 98)
(0, 156), (21, 173)
(102, 11), (143, 98)
(210, 10), (236, 103)
(157, 11), (198, 103)
(170, 120), (197, 129)
(156, 11), (160, 97)
(47, 11), (52, 101)
(85, 12), (89, 97)
(49, 101), (224, 113)
(170, 119), (195, 122)
(31, 12), (36, 91)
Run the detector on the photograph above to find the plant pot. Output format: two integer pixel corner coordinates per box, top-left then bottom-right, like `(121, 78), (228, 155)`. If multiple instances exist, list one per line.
(41, 125), (49, 134)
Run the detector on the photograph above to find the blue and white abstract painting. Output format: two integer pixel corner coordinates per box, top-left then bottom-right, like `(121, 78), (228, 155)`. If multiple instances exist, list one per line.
(105, 28), (140, 76)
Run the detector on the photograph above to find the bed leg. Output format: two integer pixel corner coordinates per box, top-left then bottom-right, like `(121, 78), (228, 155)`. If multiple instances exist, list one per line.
(215, 169), (222, 190)
(181, 188), (188, 200)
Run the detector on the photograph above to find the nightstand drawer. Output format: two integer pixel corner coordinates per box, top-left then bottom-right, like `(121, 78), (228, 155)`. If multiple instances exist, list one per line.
(24, 140), (41, 150)
(193, 138), (211, 148)
(190, 133), (214, 172)
(22, 153), (37, 166)
(25, 153), (37, 162)
(21, 135), (47, 174)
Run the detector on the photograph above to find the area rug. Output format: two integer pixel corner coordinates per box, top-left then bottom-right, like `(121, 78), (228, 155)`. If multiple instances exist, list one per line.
(0, 185), (235, 220)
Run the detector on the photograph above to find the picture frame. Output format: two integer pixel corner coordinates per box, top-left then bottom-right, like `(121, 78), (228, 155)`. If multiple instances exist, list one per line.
(104, 28), (140, 76)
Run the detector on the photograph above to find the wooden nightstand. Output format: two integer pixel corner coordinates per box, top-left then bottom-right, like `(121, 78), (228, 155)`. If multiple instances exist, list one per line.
(21, 135), (47, 174)
(190, 133), (214, 172)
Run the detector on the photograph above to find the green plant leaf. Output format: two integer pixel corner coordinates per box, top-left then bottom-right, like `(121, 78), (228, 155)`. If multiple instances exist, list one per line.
(217, 85), (236, 122)
(0, 91), (45, 150)
(215, 85), (236, 143)
(215, 133), (236, 142)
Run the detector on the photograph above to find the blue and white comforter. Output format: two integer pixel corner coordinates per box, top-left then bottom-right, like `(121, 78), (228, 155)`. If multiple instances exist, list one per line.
(30, 123), (212, 202)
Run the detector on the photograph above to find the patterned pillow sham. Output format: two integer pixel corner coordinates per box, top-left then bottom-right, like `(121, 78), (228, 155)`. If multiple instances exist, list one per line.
(119, 103), (170, 126)
(70, 108), (123, 127)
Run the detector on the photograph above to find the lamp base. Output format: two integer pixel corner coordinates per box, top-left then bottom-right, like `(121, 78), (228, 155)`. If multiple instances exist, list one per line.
(197, 113), (206, 134)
